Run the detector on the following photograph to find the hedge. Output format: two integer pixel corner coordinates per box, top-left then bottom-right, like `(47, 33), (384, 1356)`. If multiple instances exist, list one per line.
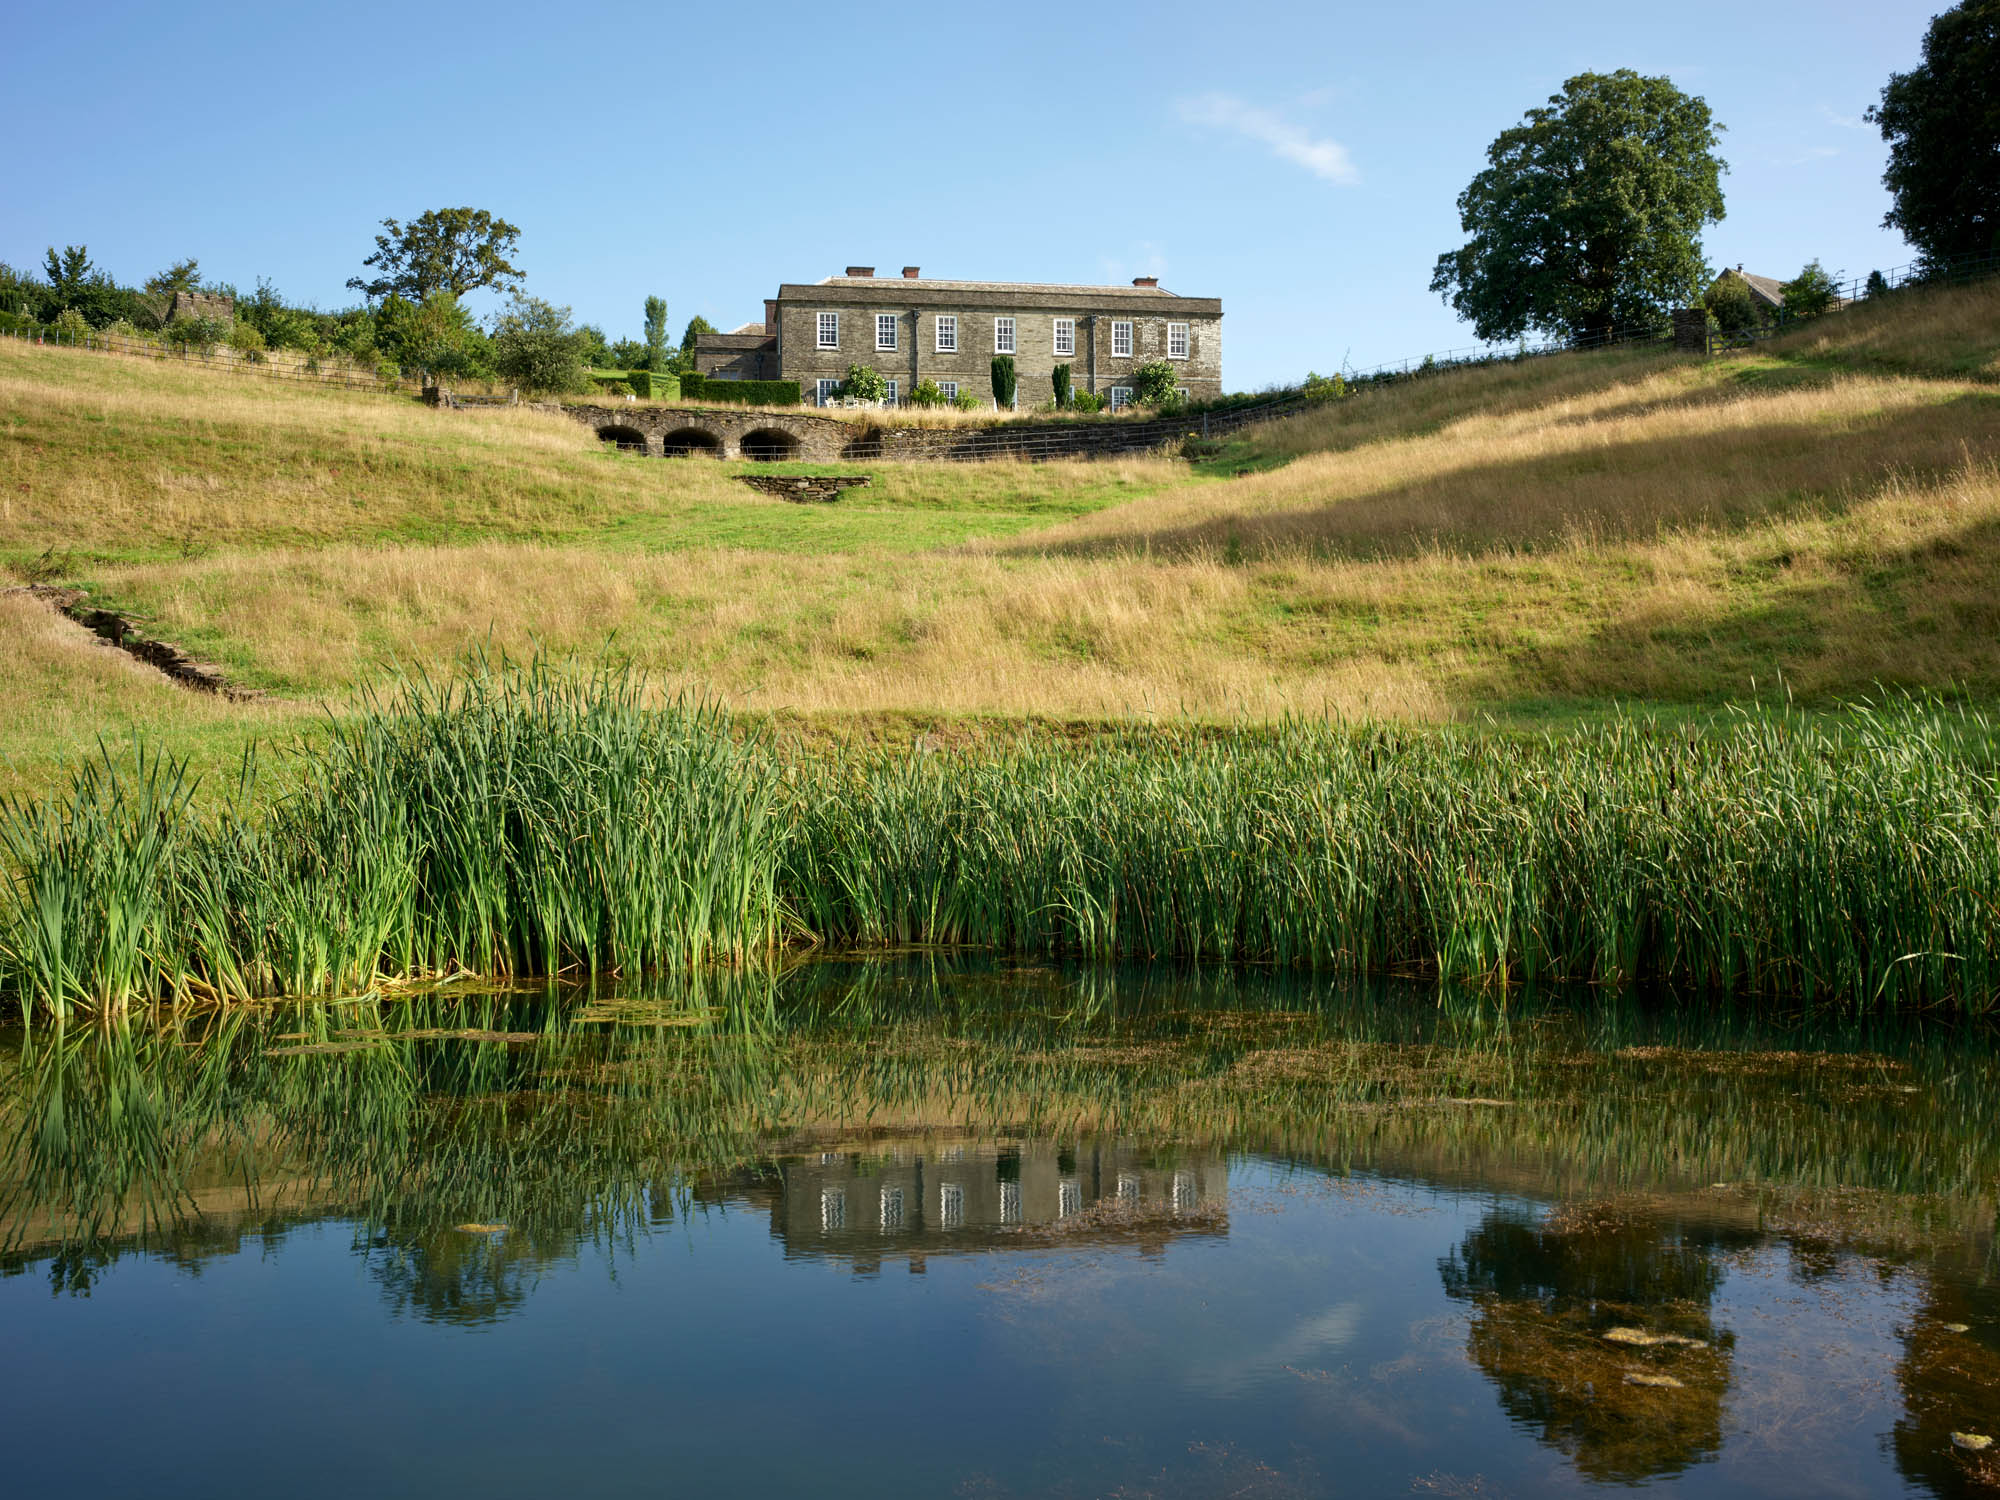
(679, 370), (705, 399)
(629, 370), (679, 400)
(686, 377), (801, 407)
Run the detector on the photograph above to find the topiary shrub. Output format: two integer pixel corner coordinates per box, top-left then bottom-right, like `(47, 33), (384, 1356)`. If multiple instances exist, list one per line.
(1051, 363), (1072, 408)
(990, 355), (1016, 409)
(841, 363), (888, 402)
(679, 370), (707, 399)
(1133, 360), (1180, 408)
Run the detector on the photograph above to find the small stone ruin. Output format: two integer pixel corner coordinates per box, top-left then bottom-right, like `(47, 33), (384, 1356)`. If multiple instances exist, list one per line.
(734, 475), (871, 504)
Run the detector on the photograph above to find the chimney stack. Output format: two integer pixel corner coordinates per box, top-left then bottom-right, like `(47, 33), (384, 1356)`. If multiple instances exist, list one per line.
(845, 265), (875, 278)
(1132, 276), (1159, 288)
(902, 266), (921, 279)
(764, 298), (778, 334)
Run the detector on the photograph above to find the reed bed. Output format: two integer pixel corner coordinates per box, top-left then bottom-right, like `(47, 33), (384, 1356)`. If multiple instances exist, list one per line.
(4, 660), (1999, 1015)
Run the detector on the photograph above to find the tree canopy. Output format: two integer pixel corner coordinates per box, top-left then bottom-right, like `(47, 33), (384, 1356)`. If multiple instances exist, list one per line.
(42, 246), (97, 303)
(347, 208), (524, 303)
(1430, 71), (1727, 344)
(643, 296), (669, 371)
(490, 293), (589, 394)
(144, 259), (201, 295)
(1867, 0), (2000, 268)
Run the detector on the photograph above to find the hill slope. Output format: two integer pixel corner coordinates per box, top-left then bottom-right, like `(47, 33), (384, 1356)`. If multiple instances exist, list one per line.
(3, 277), (1998, 791)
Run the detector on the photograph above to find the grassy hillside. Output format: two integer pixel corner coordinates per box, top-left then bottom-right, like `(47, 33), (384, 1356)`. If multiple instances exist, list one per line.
(3, 276), (1999, 796)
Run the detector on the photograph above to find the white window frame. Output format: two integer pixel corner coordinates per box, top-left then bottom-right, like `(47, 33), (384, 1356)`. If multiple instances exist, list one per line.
(1111, 320), (1133, 358)
(939, 380), (958, 402)
(883, 378), (898, 406)
(879, 1186), (904, 1230)
(1052, 317), (1075, 357)
(820, 1186), (846, 1231)
(939, 1182), (965, 1228)
(1177, 387), (1190, 403)
(1167, 322), (1189, 359)
(815, 378), (840, 406)
(993, 316), (1016, 355)
(935, 314), (957, 353)
(1110, 385), (1133, 409)
(816, 311), (839, 350)
(875, 312), (898, 352)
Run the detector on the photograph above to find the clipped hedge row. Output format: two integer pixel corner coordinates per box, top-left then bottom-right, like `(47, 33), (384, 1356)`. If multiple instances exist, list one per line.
(679, 372), (800, 406)
(628, 370), (679, 400)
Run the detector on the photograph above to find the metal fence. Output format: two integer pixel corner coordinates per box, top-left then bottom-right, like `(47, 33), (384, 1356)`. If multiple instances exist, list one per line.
(0, 322), (408, 394)
(1705, 249), (2000, 352)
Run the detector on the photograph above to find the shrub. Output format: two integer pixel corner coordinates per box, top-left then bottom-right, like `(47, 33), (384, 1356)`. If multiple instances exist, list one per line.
(841, 363), (888, 402)
(1865, 269), (1890, 297)
(1133, 360), (1180, 408)
(163, 315), (225, 354)
(990, 355), (1017, 409)
(1703, 273), (1761, 332)
(909, 379), (946, 408)
(679, 370), (706, 399)
(1051, 363), (1072, 408)
(691, 379), (800, 407)
(227, 321), (266, 362)
(1782, 260), (1840, 321)
(488, 293), (589, 393)
(952, 389), (982, 411)
(50, 307), (91, 343)
(1069, 389), (1106, 414)
(1302, 370), (1348, 403)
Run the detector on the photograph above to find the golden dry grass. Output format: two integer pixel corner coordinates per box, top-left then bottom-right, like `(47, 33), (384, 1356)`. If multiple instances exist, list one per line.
(4, 275), (2000, 794)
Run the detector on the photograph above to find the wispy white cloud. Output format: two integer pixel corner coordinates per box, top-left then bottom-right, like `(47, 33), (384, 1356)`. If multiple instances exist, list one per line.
(1770, 145), (1840, 167)
(1819, 104), (1871, 131)
(1177, 93), (1359, 185)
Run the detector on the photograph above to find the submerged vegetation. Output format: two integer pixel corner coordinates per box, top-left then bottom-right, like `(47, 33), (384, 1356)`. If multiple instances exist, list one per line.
(5, 659), (2000, 1016)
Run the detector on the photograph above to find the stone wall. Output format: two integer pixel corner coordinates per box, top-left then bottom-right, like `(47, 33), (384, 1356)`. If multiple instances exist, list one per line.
(166, 290), (235, 323)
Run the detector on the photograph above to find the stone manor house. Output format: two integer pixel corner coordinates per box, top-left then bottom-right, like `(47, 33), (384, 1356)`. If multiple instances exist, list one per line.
(695, 266), (1223, 408)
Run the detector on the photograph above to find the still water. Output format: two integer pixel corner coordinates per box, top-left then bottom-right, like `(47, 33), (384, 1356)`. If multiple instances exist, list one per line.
(2, 959), (1996, 1497)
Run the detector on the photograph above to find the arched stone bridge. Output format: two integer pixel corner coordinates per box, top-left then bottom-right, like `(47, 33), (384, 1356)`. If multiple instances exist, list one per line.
(562, 402), (865, 461)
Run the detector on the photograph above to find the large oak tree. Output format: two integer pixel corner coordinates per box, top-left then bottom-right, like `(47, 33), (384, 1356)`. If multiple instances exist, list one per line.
(347, 207), (524, 303)
(1431, 71), (1726, 344)
(1868, 0), (2000, 270)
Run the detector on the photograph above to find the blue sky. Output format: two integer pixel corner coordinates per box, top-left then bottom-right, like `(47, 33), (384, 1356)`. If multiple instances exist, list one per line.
(3, 0), (1937, 389)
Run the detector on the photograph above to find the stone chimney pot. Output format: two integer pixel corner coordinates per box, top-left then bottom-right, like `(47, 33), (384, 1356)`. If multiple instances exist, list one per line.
(902, 266), (921, 279)
(1132, 276), (1159, 288)
(845, 266), (875, 278)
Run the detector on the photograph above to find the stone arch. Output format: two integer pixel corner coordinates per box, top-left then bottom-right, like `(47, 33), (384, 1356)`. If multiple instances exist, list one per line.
(660, 427), (724, 458)
(739, 428), (801, 462)
(596, 425), (649, 453)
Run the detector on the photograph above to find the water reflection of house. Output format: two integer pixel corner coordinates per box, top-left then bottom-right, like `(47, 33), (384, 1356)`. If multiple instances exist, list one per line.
(718, 1138), (1227, 1273)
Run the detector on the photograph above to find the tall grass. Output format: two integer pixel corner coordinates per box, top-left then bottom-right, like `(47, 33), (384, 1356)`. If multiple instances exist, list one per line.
(4, 659), (2000, 1015)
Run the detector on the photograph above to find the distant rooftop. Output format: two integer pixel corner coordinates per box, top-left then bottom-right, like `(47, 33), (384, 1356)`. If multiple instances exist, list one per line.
(811, 271), (1182, 297)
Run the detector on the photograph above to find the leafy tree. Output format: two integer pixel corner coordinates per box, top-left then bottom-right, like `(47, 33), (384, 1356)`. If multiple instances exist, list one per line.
(1865, 269), (1890, 297)
(643, 296), (669, 370)
(1782, 260), (1840, 320)
(674, 315), (717, 373)
(607, 337), (648, 370)
(50, 307), (91, 342)
(990, 354), (1017, 408)
(163, 316), (225, 354)
(1051, 363), (1072, 408)
(1133, 360), (1180, 408)
(490, 293), (589, 393)
(377, 291), (491, 379)
(145, 259), (201, 295)
(1867, 0), (2000, 268)
(42, 245), (95, 302)
(573, 323), (611, 370)
(240, 278), (321, 352)
(1430, 70), (1727, 343)
(840, 363), (888, 402)
(1702, 273), (1761, 332)
(347, 208), (524, 303)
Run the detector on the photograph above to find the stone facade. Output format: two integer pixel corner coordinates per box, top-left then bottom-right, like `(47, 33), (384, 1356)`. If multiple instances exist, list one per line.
(697, 268), (1222, 408)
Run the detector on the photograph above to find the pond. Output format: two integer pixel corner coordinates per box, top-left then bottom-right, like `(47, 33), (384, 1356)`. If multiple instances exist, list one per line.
(2, 959), (1996, 1497)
